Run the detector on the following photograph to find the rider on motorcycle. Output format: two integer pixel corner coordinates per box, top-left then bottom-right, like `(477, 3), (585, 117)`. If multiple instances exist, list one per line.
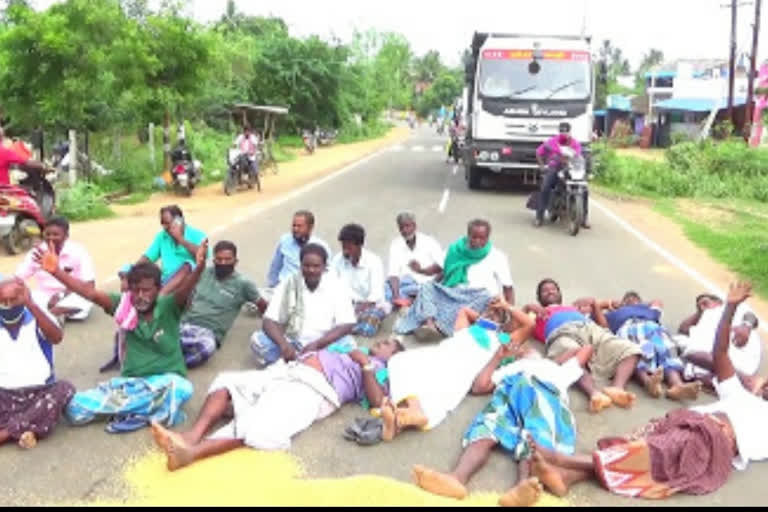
(0, 127), (46, 186)
(234, 124), (260, 179)
(534, 122), (590, 229)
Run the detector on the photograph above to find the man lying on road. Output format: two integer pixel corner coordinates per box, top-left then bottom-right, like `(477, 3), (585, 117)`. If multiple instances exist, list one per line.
(524, 279), (641, 413)
(0, 278), (74, 449)
(35, 240), (208, 433)
(385, 212), (444, 308)
(250, 244), (356, 368)
(412, 344), (593, 507)
(523, 282), (768, 501)
(149, 338), (404, 471)
(16, 216), (96, 324)
(592, 291), (701, 401)
(677, 293), (764, 394)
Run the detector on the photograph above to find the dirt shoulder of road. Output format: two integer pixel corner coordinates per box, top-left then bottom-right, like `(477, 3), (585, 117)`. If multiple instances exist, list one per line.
(0, 126), (410, 278)
(595, 188), (768, 325)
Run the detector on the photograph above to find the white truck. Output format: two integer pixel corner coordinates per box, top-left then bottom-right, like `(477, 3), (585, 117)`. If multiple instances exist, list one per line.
(462, 32), (594, 189)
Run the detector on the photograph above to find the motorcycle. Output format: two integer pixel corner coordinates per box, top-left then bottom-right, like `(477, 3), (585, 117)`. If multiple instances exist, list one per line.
(224, 147), (260, 195)
(436, 122), (445, 135)
(0, 168), (56, 254)
(302, 129), (317, 154)
(317, 129), (338, 146)
(546, 150), (589, 236)
(170, 144), (201, 196)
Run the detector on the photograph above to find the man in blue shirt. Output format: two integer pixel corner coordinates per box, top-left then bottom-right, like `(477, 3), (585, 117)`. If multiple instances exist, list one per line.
(139, 205), (208, 295)
(264, 210), (330, 299)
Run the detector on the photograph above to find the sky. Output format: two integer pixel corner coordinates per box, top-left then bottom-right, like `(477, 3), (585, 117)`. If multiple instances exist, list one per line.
(30, 0), (768, 69)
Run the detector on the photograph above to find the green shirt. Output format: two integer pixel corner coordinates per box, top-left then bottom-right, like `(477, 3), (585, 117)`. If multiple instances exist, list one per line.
(109, 293), (187, 378)
(181, 268), (261, 343)
(144, 225), (208, 283)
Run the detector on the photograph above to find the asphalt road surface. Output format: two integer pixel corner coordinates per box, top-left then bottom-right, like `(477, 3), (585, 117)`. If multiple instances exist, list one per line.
(4, 125), (766, 506)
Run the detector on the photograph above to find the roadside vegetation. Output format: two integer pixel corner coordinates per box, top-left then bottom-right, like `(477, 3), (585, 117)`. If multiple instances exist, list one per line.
(0, 0), (463, 221)
(593, 137), (768, 296)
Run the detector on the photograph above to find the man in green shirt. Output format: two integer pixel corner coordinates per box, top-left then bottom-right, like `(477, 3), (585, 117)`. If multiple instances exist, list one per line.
(33, 239), (208, 434)
(180, 240), (267, 368)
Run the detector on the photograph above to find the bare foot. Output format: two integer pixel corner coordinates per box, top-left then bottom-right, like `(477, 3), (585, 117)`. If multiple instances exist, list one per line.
(666, 381), (702, 401)
(396, 403), (429, 431)
(165, 432), (196, 471)
(603, 387), (636, 409)
(412, 464), (468, 499)
(498, 477), (543, 507)
(589, 391), (613, 413)
(644, 368), (664, 398)
(380, 400), (398, 442)
(746, 376), (767, 396)
(18, 431), (37, 449)
(530, 451), (568, 497)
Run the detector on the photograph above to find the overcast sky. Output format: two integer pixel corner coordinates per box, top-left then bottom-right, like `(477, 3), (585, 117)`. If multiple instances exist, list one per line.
(31, 0), (768, 68)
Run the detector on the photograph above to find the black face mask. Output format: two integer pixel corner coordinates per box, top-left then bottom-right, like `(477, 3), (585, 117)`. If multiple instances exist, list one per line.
(214, 264), (235, 279)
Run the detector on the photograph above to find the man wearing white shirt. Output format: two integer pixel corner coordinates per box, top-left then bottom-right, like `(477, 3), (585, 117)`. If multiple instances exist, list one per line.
(250, 244), (356, 368)
(330, 223), (389, 337)
(677, 293), (763, 392)
(386, 212), (444, 308)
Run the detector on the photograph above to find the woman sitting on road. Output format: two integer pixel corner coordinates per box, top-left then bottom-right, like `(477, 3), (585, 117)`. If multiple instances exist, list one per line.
(394, 219), (515, 341)
(523, 282), (768, 501)
(381, 296), (534, 440)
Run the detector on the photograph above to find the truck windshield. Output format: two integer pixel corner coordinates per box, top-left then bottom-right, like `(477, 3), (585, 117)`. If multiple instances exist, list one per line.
(479, 58), (591, 100)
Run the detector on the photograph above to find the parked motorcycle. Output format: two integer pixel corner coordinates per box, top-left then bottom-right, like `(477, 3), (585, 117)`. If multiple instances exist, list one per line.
(170, 143), (201, 196)
(317, 129), (338, 146)
(302, 129), (317, 154)
(0, 168), (56, 254)
(224, 147), (260, 195)
(546, 149), (589, 236)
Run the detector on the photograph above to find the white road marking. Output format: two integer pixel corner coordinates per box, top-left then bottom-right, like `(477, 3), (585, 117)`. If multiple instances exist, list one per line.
(591, 198), (768, 334)
(412, 145), (424, 152)
(438, 188), (450, 213)
(432, 145), (443, 152)
(452, 165), (458, 176)
(391, 145), (405, 152)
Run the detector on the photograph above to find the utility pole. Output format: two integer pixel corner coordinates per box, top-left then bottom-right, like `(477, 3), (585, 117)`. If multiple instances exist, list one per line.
(728, 0), (738, 125)
(745, 0), (762, 140)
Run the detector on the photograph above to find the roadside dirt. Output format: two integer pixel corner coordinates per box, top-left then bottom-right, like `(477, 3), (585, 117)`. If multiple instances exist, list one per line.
(0, 126), (410, 279)
(596, 191), (768, 326)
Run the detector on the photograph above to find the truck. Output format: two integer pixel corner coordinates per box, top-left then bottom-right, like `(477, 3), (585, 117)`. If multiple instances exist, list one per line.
(462, 32), (595, 189)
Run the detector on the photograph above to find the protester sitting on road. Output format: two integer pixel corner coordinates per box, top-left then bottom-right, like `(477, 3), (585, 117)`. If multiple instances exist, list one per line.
(16, 216), (96, 324)
(250, 243), (357, 368)
(35, 240), (208, 433)
(264, 210), (331, 299)
(676, 293), (763, 394)
(395, 219), (515, 341)
(385, 212), (443, 309)
(98, 264), (133, 373)
(593, 291), (702, 402)
(178, 240), (267, 368)
(138, 205), (208, 295)
(149, 338), (404, 471)
(382, 297), (534, 441)
(0, 278), (74, 449)
(523, 279), (642, 413)
(523, 282), (768, 501)
(412, 344), (593, 506)
(330, 223), (389, 337)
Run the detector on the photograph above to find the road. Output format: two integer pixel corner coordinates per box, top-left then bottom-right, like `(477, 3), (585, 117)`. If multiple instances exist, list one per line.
(4, 125), (766, 506)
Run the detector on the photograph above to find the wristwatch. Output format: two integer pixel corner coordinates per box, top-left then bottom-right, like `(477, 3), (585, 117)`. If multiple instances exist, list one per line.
(362, 363), (376, 372)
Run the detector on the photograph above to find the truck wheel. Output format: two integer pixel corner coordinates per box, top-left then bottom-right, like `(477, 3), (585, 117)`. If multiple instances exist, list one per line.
(467, 166), (482, 190)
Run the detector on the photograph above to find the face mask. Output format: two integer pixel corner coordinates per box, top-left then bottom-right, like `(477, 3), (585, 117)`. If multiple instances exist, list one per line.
(0, 304), (25, 324)
(214, 264), (235, 279)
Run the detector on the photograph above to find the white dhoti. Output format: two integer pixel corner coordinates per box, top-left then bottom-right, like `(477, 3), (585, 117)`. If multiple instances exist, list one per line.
(31, 290), (93, 321)
(207, 361), (340, 451)
(388, 328), (500, 429)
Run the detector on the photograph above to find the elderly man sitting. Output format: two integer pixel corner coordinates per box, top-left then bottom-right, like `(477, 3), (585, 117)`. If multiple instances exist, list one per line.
(677, 293), (763, 393)
(385, 212), (444, 308)
(0, 278), (74, 449)
(250, 243), (357, 368)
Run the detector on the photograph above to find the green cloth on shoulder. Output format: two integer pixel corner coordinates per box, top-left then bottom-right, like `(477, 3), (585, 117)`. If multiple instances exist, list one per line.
(441, 236), (491, 288)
